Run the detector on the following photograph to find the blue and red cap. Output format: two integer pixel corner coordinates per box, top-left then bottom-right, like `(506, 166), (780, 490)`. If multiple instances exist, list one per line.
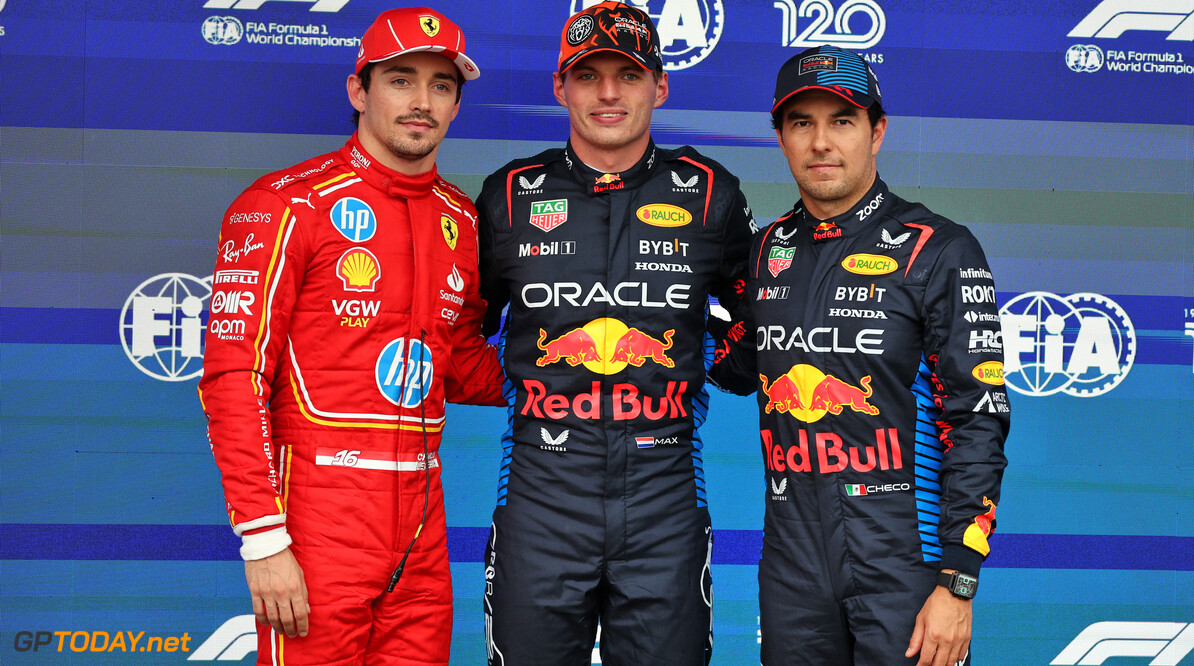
(771, 45), (881, 114)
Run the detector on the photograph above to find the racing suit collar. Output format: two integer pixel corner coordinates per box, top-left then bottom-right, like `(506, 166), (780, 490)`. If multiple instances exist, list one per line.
(796, 175), (891, 241)
(564, 138), (659, 195)
(341, 134), (438, 199)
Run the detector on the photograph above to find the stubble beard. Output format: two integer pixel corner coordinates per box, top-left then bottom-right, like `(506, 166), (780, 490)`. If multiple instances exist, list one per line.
(384, 113), (440, 163)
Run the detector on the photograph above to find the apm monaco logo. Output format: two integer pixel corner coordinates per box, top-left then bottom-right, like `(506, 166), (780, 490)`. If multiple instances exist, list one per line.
(774, 0), (886, 51)
(570, 0), (725, 70)
(120, 273), (212, 382)
(1000, 291), (1136, 398)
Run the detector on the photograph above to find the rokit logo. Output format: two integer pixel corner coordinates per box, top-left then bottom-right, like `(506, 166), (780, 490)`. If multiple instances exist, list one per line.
(774, 0), (886, 52)
(570, 0), (725, 70)
(120, 273), (212, 382)
(1000, 291), (1136, 397)
(1052, 621), (1194, 665)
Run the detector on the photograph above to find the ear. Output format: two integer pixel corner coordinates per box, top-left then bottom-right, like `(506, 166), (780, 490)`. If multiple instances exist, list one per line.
(870, 114), (887, 156)
(553, 71), (567, 107)
(652, 70), (669, 109)
(347, 74), (366, 113)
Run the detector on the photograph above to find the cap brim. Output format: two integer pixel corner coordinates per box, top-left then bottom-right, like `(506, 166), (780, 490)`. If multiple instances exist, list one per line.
(771, 85), (874, 114)
(560, 46), (653, 74)
(361, 45), (481, 80)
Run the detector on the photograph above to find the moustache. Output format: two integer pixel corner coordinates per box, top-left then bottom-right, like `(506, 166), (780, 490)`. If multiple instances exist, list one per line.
(395, 112), (439, 129)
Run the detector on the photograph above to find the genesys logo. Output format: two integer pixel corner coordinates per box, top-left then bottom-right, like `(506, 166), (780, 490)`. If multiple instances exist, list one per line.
(775, 0), (886, 53)
(120, 273), (212, 382)
(1052, 621), (1194, 665)
(570, 0), (725, 71)
(1000, 291), (1136, 398)
(1066, 1), (1194, 75)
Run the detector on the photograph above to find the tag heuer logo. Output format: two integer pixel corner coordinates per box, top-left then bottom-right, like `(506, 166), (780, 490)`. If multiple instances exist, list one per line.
(529, 199), (568, 232)
(768, 246), (794, 278)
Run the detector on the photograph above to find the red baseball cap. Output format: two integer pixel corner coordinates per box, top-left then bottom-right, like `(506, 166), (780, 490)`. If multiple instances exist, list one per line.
(355, 7), (480, 81)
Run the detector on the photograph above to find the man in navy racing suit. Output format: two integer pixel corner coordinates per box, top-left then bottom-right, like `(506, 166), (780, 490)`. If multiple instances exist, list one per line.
(475, 3), (755, 664)
(710, 45), (1009, 666)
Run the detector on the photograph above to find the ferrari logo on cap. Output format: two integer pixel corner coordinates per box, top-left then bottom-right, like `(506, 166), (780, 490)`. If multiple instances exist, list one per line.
(420, 15), (440, 37)
(441, 214), (458, 250)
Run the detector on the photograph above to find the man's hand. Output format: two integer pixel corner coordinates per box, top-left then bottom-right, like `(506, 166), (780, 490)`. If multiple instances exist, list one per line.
(245, 548), (309, 638)
(905, 583), (971, 666)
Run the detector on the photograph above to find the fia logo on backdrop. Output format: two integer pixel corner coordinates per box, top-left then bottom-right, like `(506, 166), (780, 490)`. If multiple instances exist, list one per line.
(120, 273), (212, 382)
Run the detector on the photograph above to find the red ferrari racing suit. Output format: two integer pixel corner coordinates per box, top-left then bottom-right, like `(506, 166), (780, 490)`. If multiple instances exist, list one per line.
(199, 135), (503, 666)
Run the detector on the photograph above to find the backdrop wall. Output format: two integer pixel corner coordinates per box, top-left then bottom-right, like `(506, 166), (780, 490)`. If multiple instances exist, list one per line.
(1, 0), (1191, 663)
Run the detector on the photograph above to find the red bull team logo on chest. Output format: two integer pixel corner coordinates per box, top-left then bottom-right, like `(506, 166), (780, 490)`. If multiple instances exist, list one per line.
(760, 364), (879, 423)
(536, 318), (675, 374)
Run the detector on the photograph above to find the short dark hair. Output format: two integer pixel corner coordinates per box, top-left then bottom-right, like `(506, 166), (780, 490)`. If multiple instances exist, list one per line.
(770, 100), (886, 131)
(351, 62), (465, 127)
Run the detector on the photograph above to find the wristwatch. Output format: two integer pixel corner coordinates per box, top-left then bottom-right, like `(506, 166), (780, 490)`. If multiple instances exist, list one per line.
(937, 570), (978, 600)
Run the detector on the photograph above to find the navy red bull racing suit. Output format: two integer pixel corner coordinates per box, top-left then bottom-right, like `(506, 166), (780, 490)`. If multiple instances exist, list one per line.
(199, 135), (504, 665)
(477, 140), (754, 665)
(710, 177), (1009, 665)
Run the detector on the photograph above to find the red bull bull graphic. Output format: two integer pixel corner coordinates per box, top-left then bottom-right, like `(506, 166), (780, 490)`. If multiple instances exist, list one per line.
(536, 328), (601, 367)
(535, 319), (675, 374)
(610, 328), (675, 368)
(963, 496), (998, 555)
(760, 365), (879, 423)
(762, 427), (903, 474)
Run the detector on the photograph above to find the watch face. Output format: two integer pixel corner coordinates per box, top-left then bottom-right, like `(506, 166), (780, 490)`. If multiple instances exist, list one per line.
(955, 574), (978, 597)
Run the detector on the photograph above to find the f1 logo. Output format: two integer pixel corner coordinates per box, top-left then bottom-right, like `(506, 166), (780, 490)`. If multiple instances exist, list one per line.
(203, 0), (349, 11)
(1068, 0), (1194, 40)
(1051, 621), (1194, 665)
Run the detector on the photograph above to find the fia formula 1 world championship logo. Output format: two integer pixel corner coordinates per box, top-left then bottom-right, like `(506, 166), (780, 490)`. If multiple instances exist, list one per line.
(570, 0), (725, 70)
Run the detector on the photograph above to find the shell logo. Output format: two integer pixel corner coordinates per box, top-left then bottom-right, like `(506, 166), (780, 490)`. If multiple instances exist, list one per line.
(841, 253), (898, 275)
(636, 204), (692, 228)
(971, 361), (1005, 385)
(337, 247), (380, 292)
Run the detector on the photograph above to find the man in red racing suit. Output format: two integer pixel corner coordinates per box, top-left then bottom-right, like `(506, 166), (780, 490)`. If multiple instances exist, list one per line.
(198, 8), (501, 665)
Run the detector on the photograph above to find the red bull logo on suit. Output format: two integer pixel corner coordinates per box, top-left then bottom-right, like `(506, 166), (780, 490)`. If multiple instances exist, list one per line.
(760, 364), (879, 423)
(536, 318), (675, 374)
